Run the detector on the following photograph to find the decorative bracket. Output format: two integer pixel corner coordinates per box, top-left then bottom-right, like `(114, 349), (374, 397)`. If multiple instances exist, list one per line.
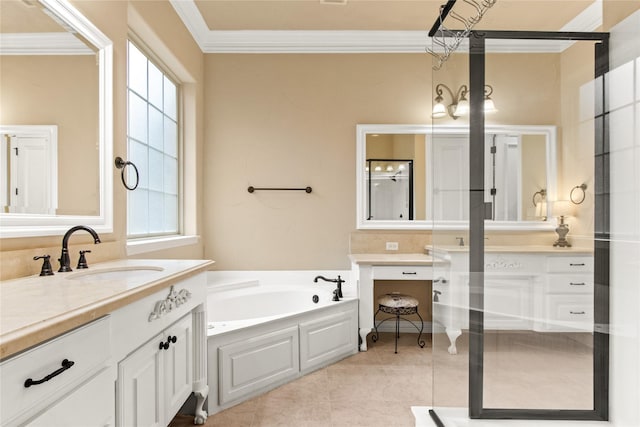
(485, 256), (523, 270)
(148, 285), (192, 322)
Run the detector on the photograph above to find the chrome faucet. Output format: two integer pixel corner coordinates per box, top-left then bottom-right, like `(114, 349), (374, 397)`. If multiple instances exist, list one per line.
(313, 275), (344, 299)
(58, 225), (101, 272)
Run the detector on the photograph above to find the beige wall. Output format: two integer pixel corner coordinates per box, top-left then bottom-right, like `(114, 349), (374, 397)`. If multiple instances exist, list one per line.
(559, 40), (597, 245)
(203, 53), (566, 270)
(2, 2), (632, 278)
(0, 0), (205, 280)
(0, 55), (99, 215)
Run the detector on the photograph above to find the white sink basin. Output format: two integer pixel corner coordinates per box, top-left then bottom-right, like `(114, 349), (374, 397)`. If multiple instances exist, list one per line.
(66, 266), (165, 281)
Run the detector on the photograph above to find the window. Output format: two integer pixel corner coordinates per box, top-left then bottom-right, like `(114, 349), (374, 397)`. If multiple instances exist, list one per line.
(126, 40), (179, 238)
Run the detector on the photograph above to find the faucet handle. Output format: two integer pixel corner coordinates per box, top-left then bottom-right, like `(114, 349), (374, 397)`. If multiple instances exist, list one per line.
(33, 255), (54, 276)
(77, 250), (91, 269)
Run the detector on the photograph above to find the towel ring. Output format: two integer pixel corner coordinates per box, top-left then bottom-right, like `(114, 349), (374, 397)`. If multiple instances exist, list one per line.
(114, 157), (139, 191)
(570, 183), (587, 204)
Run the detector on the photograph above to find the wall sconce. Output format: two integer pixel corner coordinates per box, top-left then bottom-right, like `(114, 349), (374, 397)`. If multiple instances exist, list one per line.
(552, 200), (575, 247)
(532, 189), (547, 220)
(432, 84), (498, 119)
(570, 183), (587, 204)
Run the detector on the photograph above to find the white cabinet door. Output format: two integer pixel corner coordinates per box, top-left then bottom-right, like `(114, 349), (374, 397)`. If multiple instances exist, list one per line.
(484, 276), (532, 330)
(118, 334), (164, 427)
(163, 313), (193, 421)
(118, 313), (194, 427)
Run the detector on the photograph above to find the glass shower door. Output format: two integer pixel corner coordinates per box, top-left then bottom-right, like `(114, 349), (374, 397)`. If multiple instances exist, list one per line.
(429, 25), (609, 424)
(429, 50), (471, 424)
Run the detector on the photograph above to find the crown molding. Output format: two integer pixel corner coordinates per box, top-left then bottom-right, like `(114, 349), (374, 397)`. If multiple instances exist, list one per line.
(170, 0), (602, 54)
(561, 0), (602, 32)
(0, 32), (94, 55)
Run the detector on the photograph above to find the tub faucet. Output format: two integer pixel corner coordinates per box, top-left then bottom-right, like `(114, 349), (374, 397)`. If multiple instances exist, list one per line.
(313, 275), (344, 299)
(58, 225), (101, 272)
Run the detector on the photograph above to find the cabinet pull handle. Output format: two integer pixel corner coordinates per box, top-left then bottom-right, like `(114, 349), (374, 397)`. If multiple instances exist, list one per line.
(569, 263), (585, 267)
(570, 311), (586, 315)
(169, 335), (177, 344)
(570, 282), (586, 286)
(159, 340), (170, 350)
(24, 359), (75, 388)
(402, 272), (417, 275)
(433, 277), (448, 284)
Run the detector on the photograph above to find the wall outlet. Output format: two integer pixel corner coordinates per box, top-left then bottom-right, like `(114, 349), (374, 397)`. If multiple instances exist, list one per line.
(386, 242), (399, 251)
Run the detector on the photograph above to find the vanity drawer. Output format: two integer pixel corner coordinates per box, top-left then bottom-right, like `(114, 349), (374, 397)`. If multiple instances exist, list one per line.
(546, 256), (593, 273)
(546, 295), (593, 331)
(372, 266), (431, 281)
(546, 275), (594, 294)
(1, 316), (111, 426)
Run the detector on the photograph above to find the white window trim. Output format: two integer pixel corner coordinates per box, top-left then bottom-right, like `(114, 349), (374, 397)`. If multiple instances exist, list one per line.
(126, 234), (199, 256)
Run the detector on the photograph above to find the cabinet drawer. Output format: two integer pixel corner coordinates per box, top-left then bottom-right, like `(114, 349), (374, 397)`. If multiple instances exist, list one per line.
(546, 256), (593, 273)
(546, 295), (593, 330)
(547, 275), (594, 294)
(25, 367), (115, 427)
(1, 316), (111, 426)
(373, 266), (431, 280)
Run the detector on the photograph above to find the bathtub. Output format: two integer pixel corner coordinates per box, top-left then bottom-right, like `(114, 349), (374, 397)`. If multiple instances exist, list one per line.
(207, 284), (339, 333)
(206, 277), (358, 415)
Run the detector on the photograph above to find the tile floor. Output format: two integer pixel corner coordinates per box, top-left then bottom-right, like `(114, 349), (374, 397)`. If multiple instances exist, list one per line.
(170, 332), (432, 427)
(170, 330), (594, 427)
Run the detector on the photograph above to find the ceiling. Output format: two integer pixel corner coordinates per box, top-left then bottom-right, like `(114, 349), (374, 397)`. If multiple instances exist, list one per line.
(193, 0), (594, 32)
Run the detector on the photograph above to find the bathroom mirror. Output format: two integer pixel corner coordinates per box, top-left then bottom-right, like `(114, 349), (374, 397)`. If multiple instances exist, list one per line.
(0, 0), (113, 238)
(356, 124), (557, 230)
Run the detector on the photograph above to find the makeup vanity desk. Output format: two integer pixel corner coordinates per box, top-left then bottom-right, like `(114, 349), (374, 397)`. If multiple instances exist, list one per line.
(349, 254), (434, 351)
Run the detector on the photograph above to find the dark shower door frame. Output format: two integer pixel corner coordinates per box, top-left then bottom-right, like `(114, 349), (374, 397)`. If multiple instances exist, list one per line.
(467, 30), (610, 421)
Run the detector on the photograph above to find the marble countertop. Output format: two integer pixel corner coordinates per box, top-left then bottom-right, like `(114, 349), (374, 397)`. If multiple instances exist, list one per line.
(425, 245), (593, 254)
(349, 253), (434, 266)
(0, 258), (214, 360)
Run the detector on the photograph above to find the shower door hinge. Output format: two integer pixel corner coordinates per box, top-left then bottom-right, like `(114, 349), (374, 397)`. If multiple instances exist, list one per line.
(484, 202), (493, 220)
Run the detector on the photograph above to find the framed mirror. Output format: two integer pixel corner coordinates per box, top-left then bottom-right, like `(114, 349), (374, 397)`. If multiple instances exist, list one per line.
(0, 0), (113, 238)
(356, 124), (557, 230)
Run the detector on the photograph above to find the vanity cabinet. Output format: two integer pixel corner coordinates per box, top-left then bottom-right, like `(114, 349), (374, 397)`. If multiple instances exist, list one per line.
(0, 260), (212, 427)
(113, 273), (208, 426)
(349, 255), (434, 351)
(542, 256), (594, 332)
(429, 248), (593, 354)
(118, 313), (192, 427)
(0, 316), (114, 427)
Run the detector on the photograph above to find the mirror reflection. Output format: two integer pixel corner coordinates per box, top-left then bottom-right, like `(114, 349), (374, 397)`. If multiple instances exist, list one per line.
(365, 159), (414, 221)
(357, 125), (557, 230)
(0, 0), (100, 216)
